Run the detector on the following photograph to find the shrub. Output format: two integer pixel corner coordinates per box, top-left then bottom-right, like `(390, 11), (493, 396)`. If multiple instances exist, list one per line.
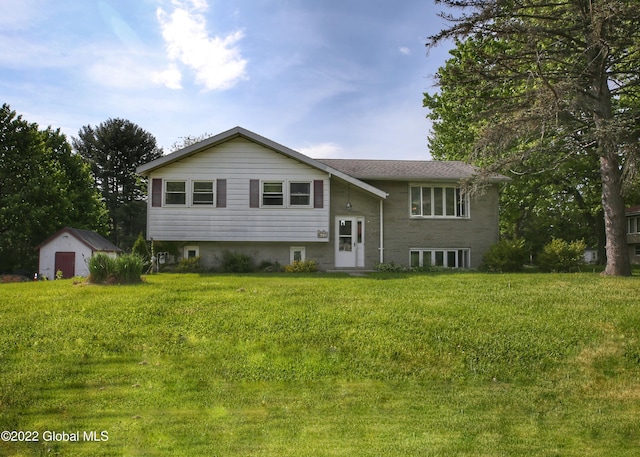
(221, 251), (254, 273)
(88, 253), (143, 284)
(537, 238), (586, 272)
(88, 253), (117, 283)
(176, 256), (201, 273)
(481, 238), (528, 272)
(375, 262), (407, 273)
(132, 233), (150, 259)
(284, 260), (318, 273)
(114, 254), (144, 283)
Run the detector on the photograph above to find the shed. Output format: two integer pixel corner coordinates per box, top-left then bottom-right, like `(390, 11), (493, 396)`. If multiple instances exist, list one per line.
(36, 227), (122, 279)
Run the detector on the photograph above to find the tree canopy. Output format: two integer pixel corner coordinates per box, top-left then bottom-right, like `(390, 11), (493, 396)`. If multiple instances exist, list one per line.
(426, 0), (640, 275)
(73, 119), (163, 250)
(0, 103), (108, 273)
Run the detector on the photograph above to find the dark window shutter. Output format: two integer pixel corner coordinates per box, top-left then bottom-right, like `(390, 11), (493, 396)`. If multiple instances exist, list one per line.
(151, 178), (162, 207)
(216, 179), (227, 208)
(250, 179), (260, 208)
(314, 180), (324, 208)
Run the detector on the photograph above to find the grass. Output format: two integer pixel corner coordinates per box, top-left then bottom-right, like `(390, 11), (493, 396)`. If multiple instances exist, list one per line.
(1, 272), (639, 456)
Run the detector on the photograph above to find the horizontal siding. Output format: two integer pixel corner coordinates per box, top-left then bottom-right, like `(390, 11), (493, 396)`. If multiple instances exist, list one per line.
(148, 138), (330, 242)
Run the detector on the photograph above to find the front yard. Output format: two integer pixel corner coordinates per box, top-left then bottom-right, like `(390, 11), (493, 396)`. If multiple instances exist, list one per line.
(1, 272), (639, 455)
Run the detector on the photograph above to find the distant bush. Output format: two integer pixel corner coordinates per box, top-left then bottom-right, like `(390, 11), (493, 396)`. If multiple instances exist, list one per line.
(88, 253), (117, 283)
(537, 238), (586, 272)
(176, 256), (201, 273)
(375, 262), (407, 273)
(222, 251), (254, 273)
(88, 253), (143, 284)
(284, 260), (318, 273)
(115, 254), (144, 283)
(481, 239), (528, 273)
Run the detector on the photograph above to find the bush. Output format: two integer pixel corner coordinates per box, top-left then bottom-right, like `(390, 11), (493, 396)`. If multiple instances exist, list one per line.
(284, 260), (318, 273)
(537, 238), (586, 272)
(115, 254), (144, 283)
(176, 256), (201, 273)
(88, 253), (117, 283)
(88, 253), (143, 284)
(375, 262), (407, 273)
(221, 251), (254, 273)
(481, 238), (528, 272)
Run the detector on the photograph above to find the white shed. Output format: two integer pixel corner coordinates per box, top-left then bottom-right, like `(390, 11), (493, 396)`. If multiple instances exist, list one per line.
(36, 227), (122, 279)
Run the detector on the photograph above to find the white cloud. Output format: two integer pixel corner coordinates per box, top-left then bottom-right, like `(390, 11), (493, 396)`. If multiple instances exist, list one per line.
(297, 142), (343, 159)
(155, 1), (247, 91)
(399, 46), (411, 55)
(152, 63), (183, 89)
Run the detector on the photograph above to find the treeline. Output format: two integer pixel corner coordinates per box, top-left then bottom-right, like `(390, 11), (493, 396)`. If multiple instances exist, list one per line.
(0, 103), (162, 273)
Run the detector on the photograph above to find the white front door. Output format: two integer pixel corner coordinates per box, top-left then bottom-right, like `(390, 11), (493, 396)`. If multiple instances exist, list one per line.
(335, 216), (364, 268)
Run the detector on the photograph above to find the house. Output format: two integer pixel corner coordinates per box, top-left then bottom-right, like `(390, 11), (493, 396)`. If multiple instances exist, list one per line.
(626, 205), (640, 264)
(136, 127), (509, 271)
(36, 227), (122, 279)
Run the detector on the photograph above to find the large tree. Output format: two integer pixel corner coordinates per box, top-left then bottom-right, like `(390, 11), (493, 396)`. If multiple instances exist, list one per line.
(0, 103), (108, 273)
(427, 0), (640, 276)
(425, 38), (606, 260)
(73, 119), (163, 249)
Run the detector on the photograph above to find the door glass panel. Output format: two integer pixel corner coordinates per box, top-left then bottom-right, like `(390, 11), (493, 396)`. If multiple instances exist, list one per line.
(357, 220), (363, 244)
(339, 220), (352, 251)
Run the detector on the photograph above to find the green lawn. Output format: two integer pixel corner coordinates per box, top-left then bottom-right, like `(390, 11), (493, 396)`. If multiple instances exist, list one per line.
(1, 272), (639, 456)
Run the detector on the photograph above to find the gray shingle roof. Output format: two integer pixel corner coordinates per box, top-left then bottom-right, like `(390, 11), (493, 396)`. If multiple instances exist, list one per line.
(36, 227), (122, 252)
(317, 159), (509, 182)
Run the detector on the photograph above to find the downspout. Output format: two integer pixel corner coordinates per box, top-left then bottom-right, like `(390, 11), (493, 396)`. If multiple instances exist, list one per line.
(379, 199), (384, 264)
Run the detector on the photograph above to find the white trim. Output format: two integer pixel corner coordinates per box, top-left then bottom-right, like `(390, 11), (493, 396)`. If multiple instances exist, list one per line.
(409, 183), (470, 219)
(290, 246), (306, 263)
(184, 245), (200, 259)
(410, 248), (471, 269)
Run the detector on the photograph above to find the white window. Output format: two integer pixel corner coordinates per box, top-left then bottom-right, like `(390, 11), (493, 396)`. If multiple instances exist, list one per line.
(262, 181), (284, 206)
(410, 185), (468, 218)
(165, 181), (186, 205)
(289, 182), (311, 206)
(410, 248), (470, 269)
(192, 181), (214, 205)
(628, 216), (640, 234)
(290, 246), (306, 263)
(184, 245), (199, 259)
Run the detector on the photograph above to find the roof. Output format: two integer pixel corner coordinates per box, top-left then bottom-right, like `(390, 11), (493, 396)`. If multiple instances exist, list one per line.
(36, 227), (122, 252)
(317, 159), (510, 182)
(627, 205), (640, 215)
(137, 126), (388, 199)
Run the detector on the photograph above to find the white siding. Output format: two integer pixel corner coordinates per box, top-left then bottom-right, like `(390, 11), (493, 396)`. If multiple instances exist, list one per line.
(147, 138), (330, 242)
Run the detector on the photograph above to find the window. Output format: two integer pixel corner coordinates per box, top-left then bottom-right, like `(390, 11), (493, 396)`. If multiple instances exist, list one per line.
(290, 246), (306, 263)
(262, 181), (284, 206)
(192, 181), (214, 205)
(184, 245), (199, 259)
(635, 245), (640, 256)
(165, 181), (186, 205)
(410, 249), (470, 269)
(628, 216), (640, 234)
(290, 182), (311, 206)
(410, 185), (468, 217)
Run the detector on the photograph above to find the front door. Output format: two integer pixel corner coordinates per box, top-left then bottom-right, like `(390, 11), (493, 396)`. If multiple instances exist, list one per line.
(335, 217), (364, 268)
(54, 252), (75, 279)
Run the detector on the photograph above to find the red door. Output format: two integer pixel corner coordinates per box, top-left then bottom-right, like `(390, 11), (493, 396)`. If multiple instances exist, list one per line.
(54, 252), (75, 279)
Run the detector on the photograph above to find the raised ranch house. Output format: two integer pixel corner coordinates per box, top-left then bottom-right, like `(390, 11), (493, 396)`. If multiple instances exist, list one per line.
(627, 205), (640, 264)
(137, 127), (509, 271)
(36, 227), (122, 279)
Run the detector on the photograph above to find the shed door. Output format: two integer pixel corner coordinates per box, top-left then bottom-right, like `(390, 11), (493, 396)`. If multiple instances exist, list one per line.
(54, 252), (75, 279)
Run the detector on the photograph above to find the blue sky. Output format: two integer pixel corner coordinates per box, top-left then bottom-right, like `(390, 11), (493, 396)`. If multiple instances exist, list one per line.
(0, 0), (454, 159)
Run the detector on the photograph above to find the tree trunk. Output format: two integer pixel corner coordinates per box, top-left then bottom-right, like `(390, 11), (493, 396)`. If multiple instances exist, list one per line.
(599, 154), (631, 276)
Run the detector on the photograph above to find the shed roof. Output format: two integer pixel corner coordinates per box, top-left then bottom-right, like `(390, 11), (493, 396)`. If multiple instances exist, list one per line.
(36, 227), (122, 252)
